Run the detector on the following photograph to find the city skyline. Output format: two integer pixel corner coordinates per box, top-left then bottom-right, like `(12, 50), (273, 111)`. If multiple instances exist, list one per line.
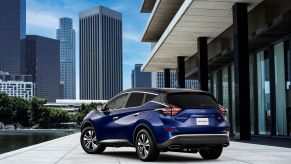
(0, 0), (26, 75)
(26, 0), (151, 99)
(79, 6), (123, 100)
(57, 17), (76, 99)
(131, 64), (152, 88)
(25, 35), (61, 103)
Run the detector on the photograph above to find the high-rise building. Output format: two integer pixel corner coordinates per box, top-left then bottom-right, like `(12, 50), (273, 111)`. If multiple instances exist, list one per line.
(25, 35), (61, 103)
(57, 17), (76, 99)
(0, 71), (32, 82)
(151, 72), (199, 89)
(79, 6), (123, 100)
(0, 0), (26, 74)
(131, 64), (151, 88)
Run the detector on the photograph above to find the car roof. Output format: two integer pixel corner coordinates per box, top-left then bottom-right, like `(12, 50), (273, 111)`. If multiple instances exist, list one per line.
(123, 88), (210, 95)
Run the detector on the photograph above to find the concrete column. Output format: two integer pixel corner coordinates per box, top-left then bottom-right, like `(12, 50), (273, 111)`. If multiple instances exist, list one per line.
(164, 69), (170, 88)
(177, 56), (185, 88)
(197, 37), (208, 91)
(233, 3), (251, 140)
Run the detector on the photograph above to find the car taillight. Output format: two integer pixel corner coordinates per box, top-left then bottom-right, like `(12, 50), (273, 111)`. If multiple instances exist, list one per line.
(219, 105), (228, 117)
(155, 104), (181, 116)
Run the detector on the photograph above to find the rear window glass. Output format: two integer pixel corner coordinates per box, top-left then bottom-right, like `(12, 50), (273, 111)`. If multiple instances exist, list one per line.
(125, 93), (145, 108)
(166, 93), (218, 109)
(144, 94), (157, 104)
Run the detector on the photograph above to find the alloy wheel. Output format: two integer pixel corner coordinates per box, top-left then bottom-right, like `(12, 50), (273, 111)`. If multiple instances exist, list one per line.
(137, 133), (150, 158)
(83, 129), (98, 150)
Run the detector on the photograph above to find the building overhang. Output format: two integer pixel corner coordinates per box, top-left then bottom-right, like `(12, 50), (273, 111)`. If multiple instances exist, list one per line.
(141, 0), (185, 42)
(141, 0), (263, 72)
(141, 0), (156, 13)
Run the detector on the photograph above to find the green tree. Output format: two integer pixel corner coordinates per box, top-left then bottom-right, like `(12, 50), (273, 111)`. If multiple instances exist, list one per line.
(75, 103), (99, 125)
(10, 96), (31, 127)
(38, 107), (51, 128)
(29, 97), (47, 127)
(0, 92), (14, 124)
(49, 108), (71, 128)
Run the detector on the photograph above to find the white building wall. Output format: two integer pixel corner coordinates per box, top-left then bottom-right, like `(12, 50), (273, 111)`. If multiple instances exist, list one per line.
(0, 80), (34, 100)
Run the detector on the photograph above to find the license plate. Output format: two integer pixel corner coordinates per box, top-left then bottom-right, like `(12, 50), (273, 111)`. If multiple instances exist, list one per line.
(196, 118), (209, 125)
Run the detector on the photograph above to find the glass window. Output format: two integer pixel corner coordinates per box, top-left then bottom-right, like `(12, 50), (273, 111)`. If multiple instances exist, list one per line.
(106, 93), (128, 110)
(125, 93), (145, 108)
(222, 66), (229, 109)
(257, 50), (271, 135)
(231, 64), (237, 134)
(274, 42), (287, 135)
(249, 54), (255, 134)
(166, 93), (219, 109)
(213, 72), (218, 99)
(284, 40), (291, 136)
(144, 94), (157, 104)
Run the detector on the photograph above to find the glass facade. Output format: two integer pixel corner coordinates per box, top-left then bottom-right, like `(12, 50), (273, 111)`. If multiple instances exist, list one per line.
(256, 50), (271, 135)
(209, 39), (291, 137)
(57, 17), (76, 99)
(274, 42), (287, 135)
(285, 41), (291, 136)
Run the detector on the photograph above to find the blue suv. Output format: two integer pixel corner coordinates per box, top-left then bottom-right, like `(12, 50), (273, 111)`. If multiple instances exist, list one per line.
(80, 88), (230, 161)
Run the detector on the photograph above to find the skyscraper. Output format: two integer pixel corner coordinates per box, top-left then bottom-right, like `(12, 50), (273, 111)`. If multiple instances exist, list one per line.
(0, 0), (26, 74)
(79, 6), (123, 100)
(57, 17), (76, 99)
(25, 35), (61, 103)
(131, 64), (151, 88)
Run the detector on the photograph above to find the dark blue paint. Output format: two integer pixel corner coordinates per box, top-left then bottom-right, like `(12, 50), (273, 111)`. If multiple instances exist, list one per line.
(82, 89), (230, 145)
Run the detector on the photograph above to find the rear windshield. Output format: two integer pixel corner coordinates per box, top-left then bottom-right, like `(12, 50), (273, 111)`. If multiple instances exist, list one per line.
(166, 92), (218, 109)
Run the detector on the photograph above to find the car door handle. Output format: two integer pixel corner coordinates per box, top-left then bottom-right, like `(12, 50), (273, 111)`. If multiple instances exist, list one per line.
(113, 116), (118, 121)
(133, 112), (140, 117)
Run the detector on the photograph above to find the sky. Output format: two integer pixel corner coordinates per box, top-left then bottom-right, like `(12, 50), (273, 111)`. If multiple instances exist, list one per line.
(26, 0), (151, 99)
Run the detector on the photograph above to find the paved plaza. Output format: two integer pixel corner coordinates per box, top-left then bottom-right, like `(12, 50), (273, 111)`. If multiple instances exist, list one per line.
(1, 133), (291, 164)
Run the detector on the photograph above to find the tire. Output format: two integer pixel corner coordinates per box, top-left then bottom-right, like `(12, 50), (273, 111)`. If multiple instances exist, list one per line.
(80, 126), (106, 154)
(135, 129), (160, 161)
(199, 145), (223, 159)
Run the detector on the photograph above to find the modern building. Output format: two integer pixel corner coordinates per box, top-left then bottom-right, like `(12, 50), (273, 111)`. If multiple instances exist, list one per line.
(0, 0), (26, 74)
(79, 6), (123, 100)
(131, 64), (151, 88)
(0, 71), (32, 82)
(57, 17), (76, 99)
(25, 35), (61, 103)
(0, 80), (33, 100)
(140, 0), (291, 139)
(151, 71), (199, 89)
(45, 99), (107, 115)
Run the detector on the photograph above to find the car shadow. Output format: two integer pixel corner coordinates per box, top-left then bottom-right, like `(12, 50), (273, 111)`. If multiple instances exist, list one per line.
(102, 151), (204, 162)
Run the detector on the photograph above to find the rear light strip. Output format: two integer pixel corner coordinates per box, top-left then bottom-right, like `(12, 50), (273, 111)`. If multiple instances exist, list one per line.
(155, 104), (181, 116)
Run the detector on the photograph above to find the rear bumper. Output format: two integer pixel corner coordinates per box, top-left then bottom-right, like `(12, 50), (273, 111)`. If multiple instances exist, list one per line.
(157, 133), (229, 149)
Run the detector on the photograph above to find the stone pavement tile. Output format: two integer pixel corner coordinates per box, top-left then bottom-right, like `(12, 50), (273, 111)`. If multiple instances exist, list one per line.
(0, 150), (67, 164)
(2, 133), (291, 164)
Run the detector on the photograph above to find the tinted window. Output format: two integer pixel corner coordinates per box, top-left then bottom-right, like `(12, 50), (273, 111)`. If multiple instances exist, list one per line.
(166, 93), (218, 109)
(125, 93), (145, 108)
(106, 93), (128, 110)
(144, 94), (157, 104)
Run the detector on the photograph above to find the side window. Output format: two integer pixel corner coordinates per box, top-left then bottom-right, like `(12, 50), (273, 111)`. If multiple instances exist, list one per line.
(125, 93), (145, 108)
(144, 94), (158, 104)
(106, 93), (128, 110)
(114, 93), (128, 109)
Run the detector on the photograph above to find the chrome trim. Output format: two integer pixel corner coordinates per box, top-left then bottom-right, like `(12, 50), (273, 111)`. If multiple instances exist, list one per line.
(157, 133), (229, 149)
(169, 134), (228, 139)
(99, 139), (130, 144)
